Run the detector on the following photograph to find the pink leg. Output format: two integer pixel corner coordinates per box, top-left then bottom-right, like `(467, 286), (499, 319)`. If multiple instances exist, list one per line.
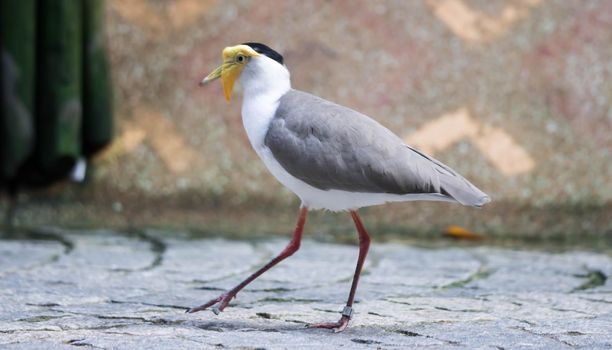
(187, 207), (308, 314)
(309, 210), (371, 332)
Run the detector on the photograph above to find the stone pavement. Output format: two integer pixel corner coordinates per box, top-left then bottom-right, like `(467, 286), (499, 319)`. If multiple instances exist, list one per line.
(1, 228), (611, 349)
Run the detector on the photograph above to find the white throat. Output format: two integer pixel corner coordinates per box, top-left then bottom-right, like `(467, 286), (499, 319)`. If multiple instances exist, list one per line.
(239, 56), (291, 150)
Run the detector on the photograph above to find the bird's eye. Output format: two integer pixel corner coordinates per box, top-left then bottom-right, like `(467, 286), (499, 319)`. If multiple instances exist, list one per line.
(236, 54), (246, 63)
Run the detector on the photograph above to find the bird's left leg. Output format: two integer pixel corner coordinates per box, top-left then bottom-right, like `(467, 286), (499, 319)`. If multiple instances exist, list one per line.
(309, 210), (371, 332)
(186, 206), (308, 314)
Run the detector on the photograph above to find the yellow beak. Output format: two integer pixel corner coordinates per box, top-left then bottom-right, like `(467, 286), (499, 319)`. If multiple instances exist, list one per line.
(200, 45), (260, 102)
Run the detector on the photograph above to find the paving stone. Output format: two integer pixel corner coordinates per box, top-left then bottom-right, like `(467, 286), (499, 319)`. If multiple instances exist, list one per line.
(1, 230), (611, 349)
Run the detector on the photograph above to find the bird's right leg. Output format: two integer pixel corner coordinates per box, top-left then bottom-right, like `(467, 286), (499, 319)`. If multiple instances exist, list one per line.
(186, 206), (308, 314)
(308, 210), (371, 332)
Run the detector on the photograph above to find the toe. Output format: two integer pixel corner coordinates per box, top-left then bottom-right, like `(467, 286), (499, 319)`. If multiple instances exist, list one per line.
(186, 306), (204, 313)
(333, 321), (349, 333)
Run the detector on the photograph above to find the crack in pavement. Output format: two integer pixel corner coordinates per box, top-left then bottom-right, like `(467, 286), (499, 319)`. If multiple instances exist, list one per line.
(395, 330), (422, 337)
(26, 302), (62, 307)
(572, 269), (607, 292)
(2, 227), (74, 254)
(17, 315), (68, 322)
(509, 318), (537, 326)
(440, 267), (495, 289)
(110, 228), (167, 272)
(512, 325), (576, 348)
(0, 231), (74, 277)
(109, 299), (188, 311)
(1, 323), (132, 334)
(434, 306), (484, 313)
(0, 227), (74, 278)
(440, 251), (494, 290)
(392, 329), (462, 346)
(578, 297), (612, 304)
(65, 338), (106, 349)
(351, 338), (383, 345)
(194, 286), (226, 291)
(42, 306), (187, 329)
(550, 307), (592, 315)
(258, 297), (323, 304)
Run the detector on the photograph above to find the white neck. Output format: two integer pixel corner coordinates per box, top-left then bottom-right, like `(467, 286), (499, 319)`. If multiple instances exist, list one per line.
(239, 56), (291, 150)
(240, 56), (291, 100)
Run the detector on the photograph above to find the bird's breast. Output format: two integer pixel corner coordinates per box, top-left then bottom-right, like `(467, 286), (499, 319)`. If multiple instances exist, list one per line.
(241, 95), (280, 153)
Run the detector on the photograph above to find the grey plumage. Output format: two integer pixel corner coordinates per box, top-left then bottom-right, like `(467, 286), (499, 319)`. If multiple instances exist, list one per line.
(264, 89), (490, 207)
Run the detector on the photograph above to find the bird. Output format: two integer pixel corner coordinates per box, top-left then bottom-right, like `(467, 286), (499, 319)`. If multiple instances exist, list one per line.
(187, 43), (490, 332)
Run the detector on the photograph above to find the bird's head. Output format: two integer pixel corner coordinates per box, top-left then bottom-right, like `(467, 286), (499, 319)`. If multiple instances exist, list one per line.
(201, 43), (286, 102)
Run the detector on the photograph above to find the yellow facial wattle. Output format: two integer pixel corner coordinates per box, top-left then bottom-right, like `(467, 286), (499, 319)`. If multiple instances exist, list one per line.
(200, 45), (260, 102)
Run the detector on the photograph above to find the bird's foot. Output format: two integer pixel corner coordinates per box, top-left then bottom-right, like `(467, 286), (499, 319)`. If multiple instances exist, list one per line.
(307, 306), (352, 333)
(186, 291), (235, 315)
(308, 315), (351, 333)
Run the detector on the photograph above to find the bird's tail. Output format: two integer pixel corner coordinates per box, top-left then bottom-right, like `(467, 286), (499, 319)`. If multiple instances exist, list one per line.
(439, 172), (490, 207)
(406, 145), (490, 207)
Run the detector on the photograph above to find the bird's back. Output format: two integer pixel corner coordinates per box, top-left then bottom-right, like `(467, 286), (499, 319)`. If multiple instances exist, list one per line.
(264, 89), (490, 207)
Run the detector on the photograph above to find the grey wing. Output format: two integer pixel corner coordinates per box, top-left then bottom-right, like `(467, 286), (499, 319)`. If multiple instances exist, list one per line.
(264, 90), (490, 206)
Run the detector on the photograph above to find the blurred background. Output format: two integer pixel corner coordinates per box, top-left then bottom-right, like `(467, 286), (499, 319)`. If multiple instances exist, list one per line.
(1, 0), (610, 245)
